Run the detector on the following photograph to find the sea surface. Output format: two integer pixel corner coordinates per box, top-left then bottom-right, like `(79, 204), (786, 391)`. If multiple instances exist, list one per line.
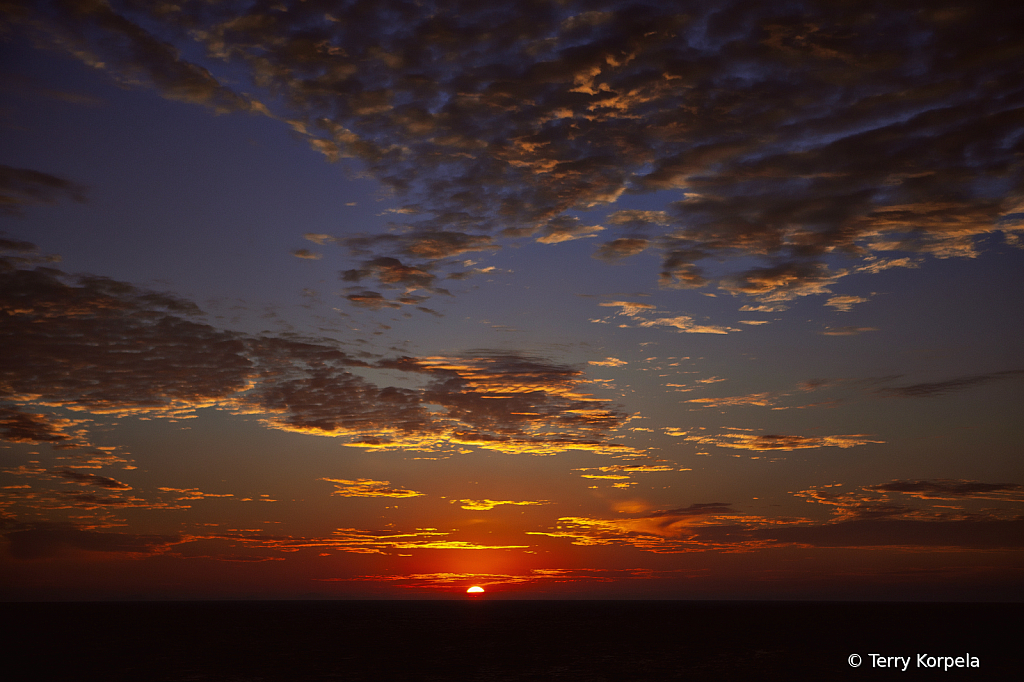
(4, 601), (1017, 681)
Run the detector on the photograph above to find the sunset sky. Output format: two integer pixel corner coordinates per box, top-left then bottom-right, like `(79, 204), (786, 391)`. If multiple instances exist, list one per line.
(1, 0), (1022, 601)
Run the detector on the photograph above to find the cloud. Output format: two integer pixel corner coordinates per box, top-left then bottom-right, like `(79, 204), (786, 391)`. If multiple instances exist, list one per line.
(864, 479), (1024, 501)
(720, 262), (845, 302)
(534, 217), (604, 244)
(825, 295), (868, 311)
(820, 326), (878, 336)
(1, 253), (639, 458)
(0, 165), (87, 215)
(11, 0), (260, 114)
(1, 257), (250, 420)
(877, 370), (1024, 397)
(319, 528), (528, 554)
(455, 499), (548, 511)
(685, 393), (777, 408)
(54, 468), (131, 490)
(322, 478), (423, 498)
(22, 0), (1021, 301)
(684, 432), (883, 451)
(598, 301), (656, 316)
(532, 480), (1024, 552)
(574, 463), (677, 485)
(795, 479), (1024, 524)
(342, 256), (436, 290)
(156, 487), (233, 501)
(588, 357), (627, 367)
(758, 519), (1024, 550)
(593, 238), (649, 260)
(2, 522), (181, 560)
(0, 406), (87, 446)
(345, 290), (402, 309)
(595, 300), (737, 334)
(291, 249), (323, 260)
(328, 567), (689, 590)
(637, 315), (736, 334)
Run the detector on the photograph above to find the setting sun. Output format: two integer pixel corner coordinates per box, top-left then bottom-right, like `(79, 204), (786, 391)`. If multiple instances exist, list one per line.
(466, 586), (485, 594)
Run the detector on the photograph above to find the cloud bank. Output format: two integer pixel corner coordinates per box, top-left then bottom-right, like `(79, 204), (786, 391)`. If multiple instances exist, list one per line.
(9, 0), (1022, 307)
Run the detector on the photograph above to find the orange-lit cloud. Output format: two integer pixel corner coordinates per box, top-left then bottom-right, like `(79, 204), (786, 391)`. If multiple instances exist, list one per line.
(454, 499), (549, 511)
(322, 478), (424, 498)
(825, 295), (869, 311)
(323, 567), (696, 590)
(594, 301), (736, 334)
(685, 393), (777, 408)
(588, 357), (627, 367)
(683, 432), (883, 451)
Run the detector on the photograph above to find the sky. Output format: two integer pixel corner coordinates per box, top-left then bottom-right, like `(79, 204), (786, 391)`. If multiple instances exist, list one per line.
(1, 0), (1022, 601)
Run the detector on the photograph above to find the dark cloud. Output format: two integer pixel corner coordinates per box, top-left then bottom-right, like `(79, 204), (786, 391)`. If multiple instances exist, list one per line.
(757, 519), (1024, 550)
(594, 238), (649, 261)
(3, 522), (180, 559)
(878, 370), (1024, 397)
(54, 468), (132, 490)
(8, 0), (258, 114)
(1, 252), (634, 456)
(648, 503), (734, 518)
(0, 165), (87, 215)
(0, 257), (251, 418)
(865, 479), (1024, 501)
(820, 325), (877, 336)
(341, 231), (498, 261)
(533, 216), (604, 244)
(342, 256), (436, 290)
(538, 484), (1024, 552)
(14, 0), (1020, 300)
(345, 290), (402, 309)
(795, 479), (1024, 524)
(0, 406), (78, 445)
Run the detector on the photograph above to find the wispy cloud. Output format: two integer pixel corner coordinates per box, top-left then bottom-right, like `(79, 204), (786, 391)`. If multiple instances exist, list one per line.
(877, 370), (1024, 398)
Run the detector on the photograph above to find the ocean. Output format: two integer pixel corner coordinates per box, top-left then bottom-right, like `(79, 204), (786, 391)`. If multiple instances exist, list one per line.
(5, 600), (1017, 681)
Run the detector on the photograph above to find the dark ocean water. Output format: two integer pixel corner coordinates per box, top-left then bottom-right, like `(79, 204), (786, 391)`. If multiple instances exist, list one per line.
(4, 601), (1018, 681)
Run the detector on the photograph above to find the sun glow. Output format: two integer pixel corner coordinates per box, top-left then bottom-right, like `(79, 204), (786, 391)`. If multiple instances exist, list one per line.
(466, 585), (485, 594)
